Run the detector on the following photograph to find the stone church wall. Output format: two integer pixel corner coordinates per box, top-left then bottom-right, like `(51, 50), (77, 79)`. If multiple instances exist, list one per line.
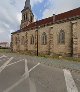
(38, 26), (50, 55)
(27, 29), (36, 54)
(51, 22), (72, 56)
(12, 34), (18, 52)
(12, 19), (80, 57)
(77, 19), (80, 56)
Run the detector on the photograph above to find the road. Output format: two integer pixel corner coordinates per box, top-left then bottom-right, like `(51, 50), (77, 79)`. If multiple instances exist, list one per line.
(0, 54), (80, 92)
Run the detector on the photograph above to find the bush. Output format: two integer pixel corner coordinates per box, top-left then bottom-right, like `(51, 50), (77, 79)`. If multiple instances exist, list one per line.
(0, 47), (10, 49)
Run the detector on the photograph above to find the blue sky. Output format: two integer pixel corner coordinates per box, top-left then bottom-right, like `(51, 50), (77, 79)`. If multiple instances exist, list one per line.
(0, 0), (80, 43)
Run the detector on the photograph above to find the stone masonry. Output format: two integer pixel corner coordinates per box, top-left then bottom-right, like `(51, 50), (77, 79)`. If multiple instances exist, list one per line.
(11, 0), (80, 57)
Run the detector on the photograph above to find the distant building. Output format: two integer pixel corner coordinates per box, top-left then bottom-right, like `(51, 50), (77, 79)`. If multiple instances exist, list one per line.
(0, 42), (9, 48)
(11, 0), (80, 57)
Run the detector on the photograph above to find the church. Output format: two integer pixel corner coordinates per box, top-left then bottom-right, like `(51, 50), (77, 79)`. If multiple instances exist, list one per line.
(11, 0), (80, 57)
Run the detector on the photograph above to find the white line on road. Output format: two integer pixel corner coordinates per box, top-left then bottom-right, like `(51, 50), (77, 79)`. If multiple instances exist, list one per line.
(63, 69), (78, 92)
(3, 62), (40, 92)
(6, 59), (24, 67)
(3, 75), (27, 92)
(25, 59), (29, 77)
(0, 57), (13, 73)
(25, 59), (37, 92)
(22, 62), (40, 77)
(29, 78), (37, 92)
(29, 63), (40, 73)
(0, 55), (7, 59)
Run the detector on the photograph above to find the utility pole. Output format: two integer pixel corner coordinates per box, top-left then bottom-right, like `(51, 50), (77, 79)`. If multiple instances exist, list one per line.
(36, 29), (38, 56)
(36, 19), (38, 56)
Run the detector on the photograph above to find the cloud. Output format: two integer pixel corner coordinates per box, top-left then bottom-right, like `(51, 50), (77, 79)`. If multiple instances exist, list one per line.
(31, 0), (44, 7)
(42, 9), (55, 18)
(0, 0), (80, 42)
(42, 0), (80, 18)
(0, 0), (43, 42)
(0, 0), (21, 42)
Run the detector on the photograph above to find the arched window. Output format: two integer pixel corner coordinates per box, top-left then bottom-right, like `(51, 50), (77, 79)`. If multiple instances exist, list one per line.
(17, 34), (20, 42)
(23, 14), (25, 21)
(41, 32), (47, 45)
(15, 37), (17, 45)
(59, 30), (65, 44)
(26, 13), (28, 20)
(30, 16), (33, 22)
(30, 35), (34, 45)
(21, 36), (25, 45)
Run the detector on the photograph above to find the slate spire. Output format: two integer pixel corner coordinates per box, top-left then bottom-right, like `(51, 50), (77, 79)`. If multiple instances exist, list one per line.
(24, 0), (31, 9)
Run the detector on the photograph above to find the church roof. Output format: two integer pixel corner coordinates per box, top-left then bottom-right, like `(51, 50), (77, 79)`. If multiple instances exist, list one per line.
(12, 7), (80, 34)
(0, 42), (8, 45)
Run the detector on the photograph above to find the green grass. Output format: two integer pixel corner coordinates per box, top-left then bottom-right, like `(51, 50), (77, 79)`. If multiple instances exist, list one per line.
(0, 49), (80, 62)
(63, 57), (80, 62)
(0, 48), (11, 53)
(38, 54), (80, 62)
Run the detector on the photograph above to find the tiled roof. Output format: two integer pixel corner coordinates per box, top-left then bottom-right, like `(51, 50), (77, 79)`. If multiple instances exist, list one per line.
(12, 7), (80, 34)
(55, 7), (80, 21)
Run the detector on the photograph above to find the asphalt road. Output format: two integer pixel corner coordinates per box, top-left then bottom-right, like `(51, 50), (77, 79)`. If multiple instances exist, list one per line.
(0, 54), (80, 92)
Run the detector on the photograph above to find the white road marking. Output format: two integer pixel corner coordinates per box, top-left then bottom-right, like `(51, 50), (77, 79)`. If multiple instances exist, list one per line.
(3, 76), (27, 92)
(0, 55), (7, 59)
(29, 63), (40, 73)
(25, 59), (29, 77)
(0, 57), (13, 73)
(25, 59), (37, 92)
(29, 78), (37, 92)
(63, 69), (78, 92)
(3, 62), (40, 92)
(22, 63), (40, 77)
(7, 59), (24, 67)
(3, 59), (6, 61)
(76, 79), (80, 82)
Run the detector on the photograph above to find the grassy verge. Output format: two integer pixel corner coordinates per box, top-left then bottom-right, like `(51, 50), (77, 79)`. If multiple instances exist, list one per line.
(63, 57), (80, 62)
(37, 54), (80, 62)
(0, 49), (80, 62)
(0, 48), (11, 53)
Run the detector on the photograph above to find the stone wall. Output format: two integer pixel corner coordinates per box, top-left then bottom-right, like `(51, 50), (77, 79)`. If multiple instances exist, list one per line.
(12, 18), (80, 57)
(77, 19), (80, 57)
(51, 21), (72, 56)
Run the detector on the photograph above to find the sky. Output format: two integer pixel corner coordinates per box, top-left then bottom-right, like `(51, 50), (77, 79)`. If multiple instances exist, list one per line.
(0, 0), (80, 43)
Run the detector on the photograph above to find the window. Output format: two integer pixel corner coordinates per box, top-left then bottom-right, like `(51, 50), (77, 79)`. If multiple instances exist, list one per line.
(17, 34), (20, 42)
(30, 35), (34, 45)
(41, 32), (47, 45)
(25, 32), (28, 38)
(21, 36), (25, 45)
(26, 13), (28, 20)
(30, 16), (33, 22)
(59, 30), (65, 44)
(23, 14), (25, 21)
(15, 37), (17, 45)
(25, 32), (28, 44)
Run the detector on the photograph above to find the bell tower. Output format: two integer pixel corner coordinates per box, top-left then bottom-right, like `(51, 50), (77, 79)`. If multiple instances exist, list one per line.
(20, 0), (34, 29)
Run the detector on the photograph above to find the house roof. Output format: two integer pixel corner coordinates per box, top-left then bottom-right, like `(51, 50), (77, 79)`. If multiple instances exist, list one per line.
(12, 7), (80, 34)
(0, 42), (8, 45)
